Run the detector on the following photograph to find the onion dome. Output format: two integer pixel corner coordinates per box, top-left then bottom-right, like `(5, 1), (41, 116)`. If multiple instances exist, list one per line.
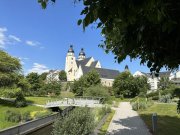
(79, 48), (85, 56)
(68, 45), (74, 53)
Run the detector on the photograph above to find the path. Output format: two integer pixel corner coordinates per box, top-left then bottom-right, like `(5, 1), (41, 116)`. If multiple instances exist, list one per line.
(107, 102), (151, 135)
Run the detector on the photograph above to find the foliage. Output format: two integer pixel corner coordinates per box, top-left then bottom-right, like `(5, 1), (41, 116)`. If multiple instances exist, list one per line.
(26, 72), (41, 92)
(158, 77), (171, 90)
(39, 72), (48, 81)
(5, 110), (21, 123)
(134, 76), (149, 95)
(72, 70), (101, 96)
(58, 70), (67, 81)
(84, 70), (101, 87)
(41, 81), (61, 96)
(33, 110), (52, 119)
(52, 107), (95, 135)
(0, 50), (21, 87)
(0, 87), (21, 98)
(159, 94), (172, 103)
(39, 0), (180, 74)
(173, 88), (180, 98)
(84, 85), (110, 100)
(131, 100), (154, 111)
(113, 72), (147, 98)
(99, 110), (115, 135)
(14, 91), (27, 107)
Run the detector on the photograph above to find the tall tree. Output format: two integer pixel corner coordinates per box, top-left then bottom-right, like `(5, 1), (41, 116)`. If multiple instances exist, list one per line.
(0, 50), (21, 87)
(26, 72), (41, 92)
(158, 76), (170, 90)
(113, 72), (139, 98)
(38, 0), (180, 74)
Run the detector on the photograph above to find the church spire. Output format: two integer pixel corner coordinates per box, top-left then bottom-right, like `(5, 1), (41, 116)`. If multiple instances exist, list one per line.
(68, 45), (74, 53)
(78, 48), (86, 60)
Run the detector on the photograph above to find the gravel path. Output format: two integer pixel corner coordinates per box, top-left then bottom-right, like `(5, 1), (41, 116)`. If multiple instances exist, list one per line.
(106, 102), (151, 135)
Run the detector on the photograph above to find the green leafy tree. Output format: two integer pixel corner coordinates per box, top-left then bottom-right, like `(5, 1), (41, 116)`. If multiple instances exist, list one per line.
(158, 76), (171, 90)
(42, 81), (61, 96)
(39, 72), (48, 81)
(39, 0), (180, 74)
(84, 70), (101, 87)
(52, 107), (95, 135)
(58, 70), (67, 81)
(113, 72), (139, 98)
(72, 70), (101, 96)
(26, 72), (41, 93)
(134, 76), (149, 96)
(84, 85), (110, 100)
(0, 50), (21, 87)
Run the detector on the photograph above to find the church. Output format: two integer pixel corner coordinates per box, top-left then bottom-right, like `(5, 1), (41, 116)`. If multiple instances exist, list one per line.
(65, 45), (120, 87)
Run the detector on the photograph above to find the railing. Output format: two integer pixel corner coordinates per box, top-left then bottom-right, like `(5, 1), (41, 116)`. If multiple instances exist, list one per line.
(0, 106), (75, 135)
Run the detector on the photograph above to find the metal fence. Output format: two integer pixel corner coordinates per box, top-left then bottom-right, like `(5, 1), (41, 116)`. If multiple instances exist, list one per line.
(0, 106), (75, 135)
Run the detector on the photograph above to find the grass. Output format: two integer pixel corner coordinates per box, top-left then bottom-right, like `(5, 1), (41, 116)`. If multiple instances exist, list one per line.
(98, 110), (115, 135)
(0, 99), (49, 130)
(26, 91), (75, 105)
(138, 103), (180, 135)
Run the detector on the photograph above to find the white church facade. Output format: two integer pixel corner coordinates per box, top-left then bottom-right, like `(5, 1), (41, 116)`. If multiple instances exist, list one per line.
(65, 45), (119, 87)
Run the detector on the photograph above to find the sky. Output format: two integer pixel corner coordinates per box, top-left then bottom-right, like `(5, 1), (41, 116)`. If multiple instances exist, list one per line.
(0, 0), (166, 75)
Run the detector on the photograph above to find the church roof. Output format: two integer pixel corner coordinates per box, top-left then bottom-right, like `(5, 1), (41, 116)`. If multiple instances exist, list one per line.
(90, 61), (98, 67)
(81, 66), (119, 79)
(76, 57), (92, 67)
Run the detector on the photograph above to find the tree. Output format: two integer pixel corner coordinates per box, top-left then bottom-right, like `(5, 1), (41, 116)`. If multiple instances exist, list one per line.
(39, 72), (48, 81)
(134, 76), (149, 95)
(39, 0), (180, 74)
(42, 81), (61, 96)
(0, 50), (21, 87)
(158, 76), (171, 90)
(84, 70), (101, 87)
(113, 72), (139, 98)
(72, 70), (101, 96)
(26, 72), (41, 92)
(84, 85), (110, 100)
(52, 107), (95, 135)
(58, 70), (67, 81)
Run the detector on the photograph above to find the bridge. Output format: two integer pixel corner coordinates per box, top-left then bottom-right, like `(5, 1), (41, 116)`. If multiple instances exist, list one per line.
(45, 97), (104, 108)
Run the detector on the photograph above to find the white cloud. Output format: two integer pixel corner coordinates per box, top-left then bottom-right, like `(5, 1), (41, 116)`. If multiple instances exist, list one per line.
(0, 27), (7, 48)
(28, 63), (49, 74)
(8, 35), (21, 42)
(26, 40), (40, 46)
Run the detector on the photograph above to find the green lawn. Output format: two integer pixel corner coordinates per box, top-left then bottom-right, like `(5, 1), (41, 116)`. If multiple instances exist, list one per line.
(26, 96), (59, 105)
(26, 91), (75, 105)
(0, 99), (48, 130)
(138, 103), (180, 135)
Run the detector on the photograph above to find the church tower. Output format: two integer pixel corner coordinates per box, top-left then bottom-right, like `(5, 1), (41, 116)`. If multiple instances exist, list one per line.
(65, 45), (77, 81)
(78, 48), (86, 60)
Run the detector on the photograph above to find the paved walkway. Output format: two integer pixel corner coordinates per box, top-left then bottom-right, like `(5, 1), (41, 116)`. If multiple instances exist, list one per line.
(107, 102), (151, 135)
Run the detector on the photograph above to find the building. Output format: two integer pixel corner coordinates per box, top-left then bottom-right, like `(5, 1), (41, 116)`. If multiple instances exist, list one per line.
(133, 71), (174, 92)
(65, 45), (119, 87)
(46, 70), (61, 82)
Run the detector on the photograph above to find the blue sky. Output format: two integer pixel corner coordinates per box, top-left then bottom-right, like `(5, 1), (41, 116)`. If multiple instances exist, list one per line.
(0, 0), (163, 74)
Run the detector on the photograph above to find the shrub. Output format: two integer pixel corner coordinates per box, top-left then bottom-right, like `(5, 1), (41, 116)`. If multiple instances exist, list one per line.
(14, 91), (27, 107)
(84, 85), (110, 101)
(5, 110), (21, 123)
(34, 110), (51, 119)
(147, 91), (159, 98)
(159, 94), (172, 103)
(151, 96), (159, 100)
(52, 107), (95, 135)
(132, 102), (148, 111)
(22, 112), (32, 122)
